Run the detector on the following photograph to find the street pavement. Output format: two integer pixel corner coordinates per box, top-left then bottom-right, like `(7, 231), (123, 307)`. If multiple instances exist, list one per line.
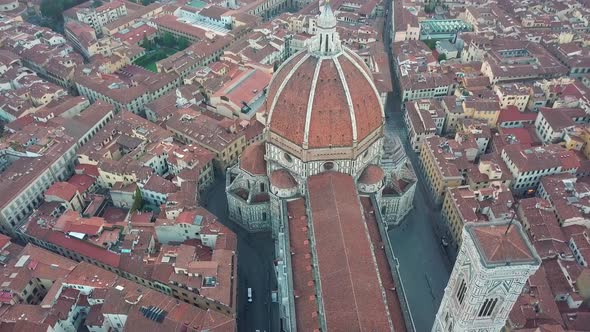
(385, 103), (453, 331)
(382, 2), (454, 330)
(203, 176), (277, 332)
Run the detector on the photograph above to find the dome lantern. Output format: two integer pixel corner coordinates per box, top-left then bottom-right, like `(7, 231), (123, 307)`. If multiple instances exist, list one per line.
(309, 1), (341, 57)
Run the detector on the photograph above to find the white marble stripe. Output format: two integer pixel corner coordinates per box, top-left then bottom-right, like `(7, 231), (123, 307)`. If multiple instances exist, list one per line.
(266, 52), (311, 126)
(333, 55), (358, 143)
(303, 57), (324, 148)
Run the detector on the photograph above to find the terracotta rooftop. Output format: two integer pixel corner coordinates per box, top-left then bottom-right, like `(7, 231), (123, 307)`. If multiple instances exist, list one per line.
(67, 174), (96, 194)
(307, 172), (393, 331)
(143, 175), (178, 194)
(360, 197), (407, 332)
(44, 182), (79, 201)
(358, 164), (385, 185)
(239, 141), (266, 176)
(270, 169), (297, 189)
(286, 198), (320, 331)
(467, 222), (539, 266)
(267, 48), (383, 150)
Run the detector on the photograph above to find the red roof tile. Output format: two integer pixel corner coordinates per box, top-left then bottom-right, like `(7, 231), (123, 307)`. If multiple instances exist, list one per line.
(469, 223), (537, 265)
(287, 198), (320, 331)
(497, 106), (538, 125)
(307, 172), (392, 331)
(358, 164), (385, 184)
(45, 182), (79, 201)
(270, 169), (297, 189)
(67, 174), (95, 194)
(360, 197), (407, 332)
(267, 49), (382, 150)
(45, 231), (121, 267)
(239, 142), (266, 175)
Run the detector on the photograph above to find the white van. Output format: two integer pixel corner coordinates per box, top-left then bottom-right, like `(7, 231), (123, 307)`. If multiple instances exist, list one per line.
(247, 288), (253, 303)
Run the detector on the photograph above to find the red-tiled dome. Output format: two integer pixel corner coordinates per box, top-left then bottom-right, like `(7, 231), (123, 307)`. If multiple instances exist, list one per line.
(270, 169), (297, 189)
(358, 164), (385, 185)
(239, 142), (266, 175)
(266, 48), (384, 150)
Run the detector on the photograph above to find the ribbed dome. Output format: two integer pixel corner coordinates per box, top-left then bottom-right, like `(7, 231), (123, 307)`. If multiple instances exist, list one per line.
(266, 49), (383, 150)
(265, 3), (383, 152)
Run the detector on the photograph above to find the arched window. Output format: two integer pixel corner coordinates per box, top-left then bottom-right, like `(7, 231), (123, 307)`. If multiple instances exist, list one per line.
(455, 278), (467, 305)
(283, 152), (292, 163)
(477, 298), (499, 317)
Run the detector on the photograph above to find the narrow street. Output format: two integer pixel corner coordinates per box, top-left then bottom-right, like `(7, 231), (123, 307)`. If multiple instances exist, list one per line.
(383, 2), (453, 331)
(204, 176), (277, 332)
(385, 103), (452, 331)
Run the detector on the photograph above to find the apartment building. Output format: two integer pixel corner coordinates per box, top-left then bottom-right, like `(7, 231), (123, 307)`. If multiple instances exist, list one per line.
(534, 107), (589, 144)
(420, 136), (474, 203)
(442, 184), (515, 246)
(404, 99), (445, 151)
(64, 1), (128, 35)
(494, 83), (531, 111)
(165, 108), (246, 173)
(0, 124), (80, 236)
(462, 97), (501, 127)
(76, 111), (173, 188)
(501, 144), (580, 195)
(74, 65), (180, 114)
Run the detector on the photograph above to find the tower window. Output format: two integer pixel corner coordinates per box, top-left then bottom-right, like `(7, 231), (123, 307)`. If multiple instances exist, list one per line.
(478, 298), (498, 317)
(456, 279), (467, 304)
(283, 152), (292, 163)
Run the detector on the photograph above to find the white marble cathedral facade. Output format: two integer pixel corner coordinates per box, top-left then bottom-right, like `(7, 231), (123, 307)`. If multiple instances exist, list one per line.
(225, 4), (416, 233)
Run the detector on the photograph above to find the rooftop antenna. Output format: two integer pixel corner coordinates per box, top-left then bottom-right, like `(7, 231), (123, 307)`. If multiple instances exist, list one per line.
(504, 201), (519, 236)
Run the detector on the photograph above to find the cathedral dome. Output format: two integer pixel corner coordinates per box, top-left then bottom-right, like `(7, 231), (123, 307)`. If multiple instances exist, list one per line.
(358, 164), (385, 185)
(239, 142), (266, 176)
(265, 3), (383, 153)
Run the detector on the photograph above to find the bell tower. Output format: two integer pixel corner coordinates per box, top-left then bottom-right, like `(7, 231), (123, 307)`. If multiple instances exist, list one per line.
(432, 221), (540, 332)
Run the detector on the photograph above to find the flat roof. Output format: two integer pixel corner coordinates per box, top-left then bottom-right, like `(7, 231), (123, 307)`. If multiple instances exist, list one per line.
(187, 0), (207, 8)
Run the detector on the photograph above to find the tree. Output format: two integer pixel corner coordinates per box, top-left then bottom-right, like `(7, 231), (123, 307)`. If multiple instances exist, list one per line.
(424, 3), (436, 14)
(438, 53), (447, 62)
(92, 0), (103, 8)
(177, 37), (190, 50)
(423, 39), (437, 50)
(130, 187), (142, 213)
(141, 33), (152, 50)
(40, 0), (64, 20)
(162, 32), (176, 48)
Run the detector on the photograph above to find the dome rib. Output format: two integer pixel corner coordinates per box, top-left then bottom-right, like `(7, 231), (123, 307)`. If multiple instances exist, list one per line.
(333, 56), (357, 144)
(266, 46), (383, 152)
(342, 50), (385, 119)
(267, 52), (311, 126)
(303, 58), (323, 148)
